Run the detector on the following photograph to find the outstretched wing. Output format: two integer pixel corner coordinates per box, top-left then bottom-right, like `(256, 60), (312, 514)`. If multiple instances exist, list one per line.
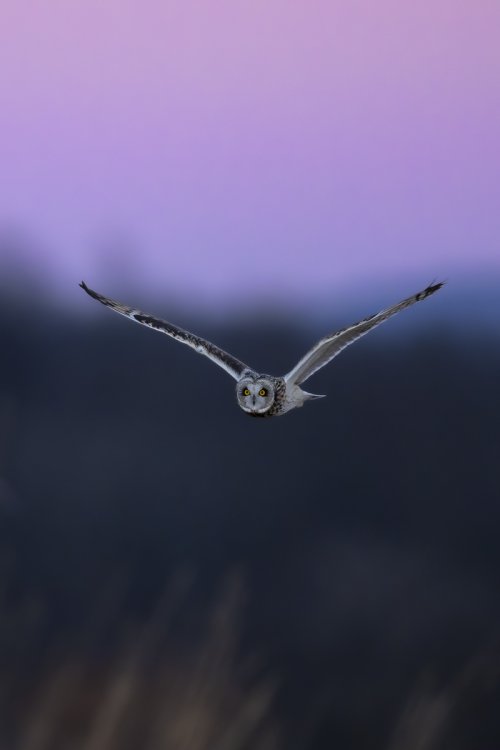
(80, 282), (250, 381)
(284, 282), (444, 386)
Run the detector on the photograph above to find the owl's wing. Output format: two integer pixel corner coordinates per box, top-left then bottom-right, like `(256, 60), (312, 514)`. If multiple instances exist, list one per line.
(284, 282), (444, 386)
(80, 282), (250, 381)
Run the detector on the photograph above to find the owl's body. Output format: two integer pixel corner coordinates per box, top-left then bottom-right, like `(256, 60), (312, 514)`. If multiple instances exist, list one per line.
(235, 372), (321, 417)
(80, 281), (444, 418)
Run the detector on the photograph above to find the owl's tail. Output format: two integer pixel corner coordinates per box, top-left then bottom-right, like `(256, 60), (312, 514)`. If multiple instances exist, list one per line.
(303, 391), (326, 401)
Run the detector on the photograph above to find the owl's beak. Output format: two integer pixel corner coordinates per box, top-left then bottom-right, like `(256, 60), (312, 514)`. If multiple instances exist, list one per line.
(251, 395), (256, 407)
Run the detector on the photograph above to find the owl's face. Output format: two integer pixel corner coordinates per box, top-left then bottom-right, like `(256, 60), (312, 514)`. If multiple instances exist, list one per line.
(236, 376), (275, 416)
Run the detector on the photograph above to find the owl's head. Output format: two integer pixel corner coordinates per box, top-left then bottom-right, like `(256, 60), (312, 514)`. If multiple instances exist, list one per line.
(236, 375), (275, 416)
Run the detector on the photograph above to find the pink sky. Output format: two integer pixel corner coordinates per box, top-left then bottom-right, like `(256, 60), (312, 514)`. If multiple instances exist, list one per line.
(0, 0), (499, 307)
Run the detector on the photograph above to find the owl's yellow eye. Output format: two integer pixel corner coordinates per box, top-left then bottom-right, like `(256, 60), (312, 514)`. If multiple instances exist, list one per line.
(243, 388), (251, 396)
(259, 388), (267, 397)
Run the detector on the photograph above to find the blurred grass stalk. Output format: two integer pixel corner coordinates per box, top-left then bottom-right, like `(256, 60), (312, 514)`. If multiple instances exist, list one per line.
(8, 573), (281, 750)
(1, 571), (499, 750)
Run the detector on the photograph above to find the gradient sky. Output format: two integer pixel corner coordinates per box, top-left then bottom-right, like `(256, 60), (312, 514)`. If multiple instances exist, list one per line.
(0, 0), (499, 307)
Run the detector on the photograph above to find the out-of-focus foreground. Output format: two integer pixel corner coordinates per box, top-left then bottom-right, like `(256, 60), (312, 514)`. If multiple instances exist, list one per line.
(0, 289), (499, 749)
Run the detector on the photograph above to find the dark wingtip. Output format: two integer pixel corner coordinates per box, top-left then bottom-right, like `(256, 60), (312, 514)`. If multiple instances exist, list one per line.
(428, 280), (445, 293)
(79, 281), (101, 301)
(417, 281), (445, 301)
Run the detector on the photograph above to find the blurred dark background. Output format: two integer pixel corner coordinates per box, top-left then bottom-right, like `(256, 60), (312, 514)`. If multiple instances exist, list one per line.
(0, 280), (499, 749)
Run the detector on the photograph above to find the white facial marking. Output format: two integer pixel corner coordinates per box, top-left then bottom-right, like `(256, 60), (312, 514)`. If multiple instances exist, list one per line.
(237, 377), (274, 415)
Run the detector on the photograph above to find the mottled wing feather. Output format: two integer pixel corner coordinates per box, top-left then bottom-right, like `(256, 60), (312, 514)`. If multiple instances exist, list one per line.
(284, 282), (444, 386)
(80, 282), (249, 381)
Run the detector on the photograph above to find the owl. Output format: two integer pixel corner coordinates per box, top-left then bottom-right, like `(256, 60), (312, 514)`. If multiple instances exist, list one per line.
(80, 281), (443, 417)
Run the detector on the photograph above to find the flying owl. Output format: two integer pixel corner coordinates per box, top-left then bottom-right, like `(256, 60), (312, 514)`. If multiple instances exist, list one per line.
(80, 281), (443, 417)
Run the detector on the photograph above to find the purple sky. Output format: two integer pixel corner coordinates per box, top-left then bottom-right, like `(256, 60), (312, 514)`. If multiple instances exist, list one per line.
(0, 1), (499, 308)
